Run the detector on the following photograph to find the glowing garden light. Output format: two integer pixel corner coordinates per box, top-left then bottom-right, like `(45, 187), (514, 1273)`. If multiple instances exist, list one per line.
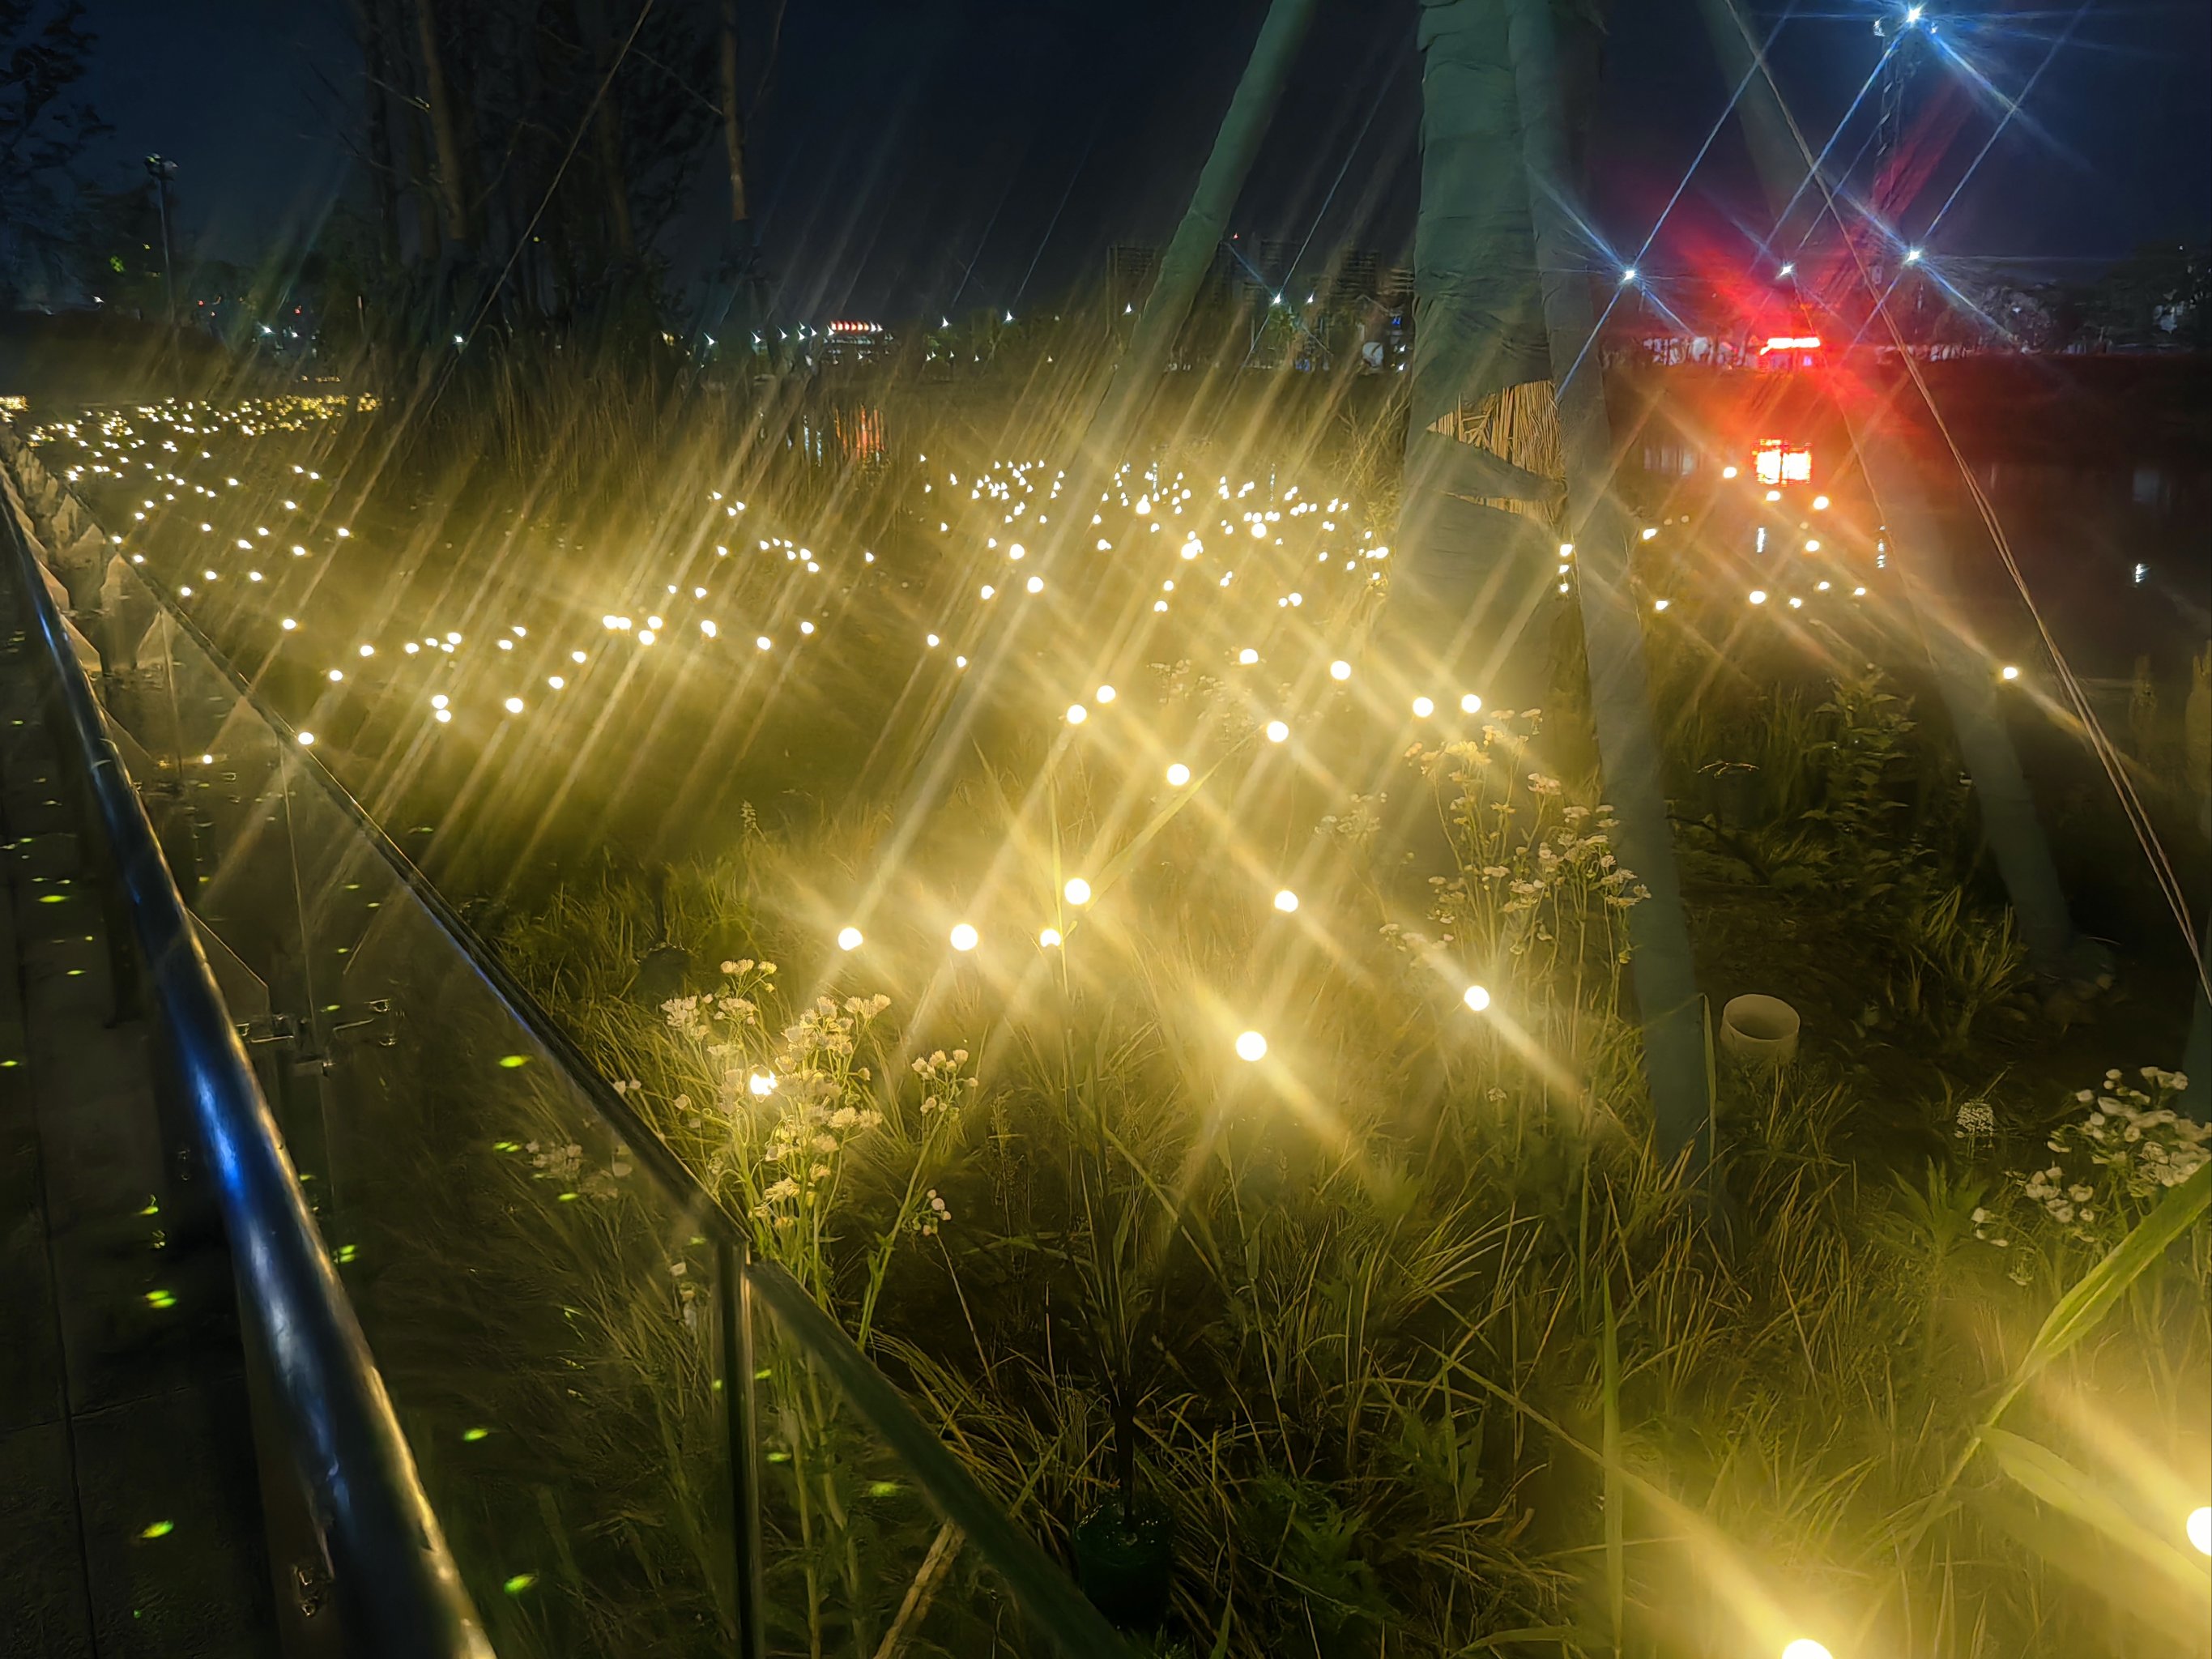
(1460, 693), (1482, 714)
(949, 923), (979, 953)
(1780, 1642), (1833, 1659)
(1721, 464), (1739, 479)
(1095, 684), (1115, 703)
(1264, 720), (1289, 744)
(748, 1071), (777, 1097)
(296, 731), (316, 747)
(2001, 665), (2020, 681)
(1463, 984), (1490, 1012)
(1166, 762), (1191, 787)
(1329, 659), (1351, 681)
(1038, 927), (1063, 949)
(1412, 696), (1434, 718)
(1234, 1030), (1268, 1063)
(1272, 889), (1298, 914)
(1063, 877), (1093, 906)
(1812, 494), (1830, 510)
(504, 697), (525, 714)
(1066, 703), (1088, 725)
(837, 927), (863, 951)
(2187, 1504), (2210, 1555)
(1238, 646), (1259, 664)
(1750, 590), (1769, 605)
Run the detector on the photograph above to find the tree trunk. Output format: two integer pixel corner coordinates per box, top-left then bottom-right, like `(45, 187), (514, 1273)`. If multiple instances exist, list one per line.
(719, 0), (748, 230)
(573, 0), (635, 258)
(411, 0), (471, 253)
(351, 0), (403, 272)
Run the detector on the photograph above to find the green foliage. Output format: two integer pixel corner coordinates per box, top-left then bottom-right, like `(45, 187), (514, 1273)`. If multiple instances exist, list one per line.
(0, 0), (108, 301)
(494, 744), (2210, 1658)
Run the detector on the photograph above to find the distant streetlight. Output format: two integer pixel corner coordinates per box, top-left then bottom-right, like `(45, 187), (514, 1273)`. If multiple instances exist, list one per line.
(144, 155), (181, 392)
(143, 155), (178, 325)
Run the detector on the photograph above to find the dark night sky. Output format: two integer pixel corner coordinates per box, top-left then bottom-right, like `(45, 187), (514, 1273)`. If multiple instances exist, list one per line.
(70, 0), (2212, 318)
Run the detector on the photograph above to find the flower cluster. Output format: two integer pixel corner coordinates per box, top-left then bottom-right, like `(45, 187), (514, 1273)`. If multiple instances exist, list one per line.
(914, 1188), (953, 1237)
(1316, 791), (1387, 851)
(1397, 714), (1647, 989)
(912, 1047), (976, 1115)
(1977, 1067), (2206, 1248)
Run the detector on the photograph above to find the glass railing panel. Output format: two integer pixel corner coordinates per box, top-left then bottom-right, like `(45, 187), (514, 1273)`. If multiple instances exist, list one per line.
(67, 539), (1123, 1659)
(83, 565), (744, 1657)
(283, 771), (741, 1655)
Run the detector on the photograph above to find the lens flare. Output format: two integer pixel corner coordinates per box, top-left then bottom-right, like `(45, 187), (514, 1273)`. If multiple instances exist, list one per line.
(837, 927), (863, 951)
(1463, 984), (1490, 1012)
(1234, 1030), (1268, 1062)
(1063, 877), (1093, 906)
(949, 923), (979, 952)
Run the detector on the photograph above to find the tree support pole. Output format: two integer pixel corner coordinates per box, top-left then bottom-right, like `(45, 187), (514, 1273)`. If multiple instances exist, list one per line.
(880, 0), (1319, 866)
(1080, 0), (1321, 462)
(1503, 0), (1711, 1173)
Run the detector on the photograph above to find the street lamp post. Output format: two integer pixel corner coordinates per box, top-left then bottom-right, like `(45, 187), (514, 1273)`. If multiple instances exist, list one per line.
(144, 156), (178, 325)
(145, 155), (179, 393)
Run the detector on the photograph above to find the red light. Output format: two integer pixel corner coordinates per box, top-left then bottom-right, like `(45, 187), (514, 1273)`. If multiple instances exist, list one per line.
(1760, 335), (1822, 354)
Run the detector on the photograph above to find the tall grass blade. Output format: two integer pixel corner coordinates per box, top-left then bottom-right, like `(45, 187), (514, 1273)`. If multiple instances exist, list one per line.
(1980, 1428), (2210, 1599)
(1601, 1276), (1624, 1656)
(1989, 1159), (2210, 1427)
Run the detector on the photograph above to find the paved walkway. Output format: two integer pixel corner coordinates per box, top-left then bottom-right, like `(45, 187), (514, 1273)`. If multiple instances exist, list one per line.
(0, 599), (275, 1656)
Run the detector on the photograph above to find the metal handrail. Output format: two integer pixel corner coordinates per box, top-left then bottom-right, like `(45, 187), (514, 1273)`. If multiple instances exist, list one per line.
(2, 499), (492, 1658)
(8, 438), (1132, 1658)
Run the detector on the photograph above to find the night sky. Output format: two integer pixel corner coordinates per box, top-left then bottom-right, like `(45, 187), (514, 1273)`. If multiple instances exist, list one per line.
(70, 0), (2212, 318)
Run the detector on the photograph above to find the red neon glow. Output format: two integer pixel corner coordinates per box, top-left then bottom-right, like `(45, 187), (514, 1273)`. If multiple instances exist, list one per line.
(1760, 335), (1822, 354)
(1753, 438), (1813, 485)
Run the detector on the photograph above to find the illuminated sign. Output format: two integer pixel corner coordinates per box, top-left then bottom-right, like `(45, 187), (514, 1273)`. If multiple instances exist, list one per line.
(1760, 335), (1822, 354)
(1753, 438), (1813, 486)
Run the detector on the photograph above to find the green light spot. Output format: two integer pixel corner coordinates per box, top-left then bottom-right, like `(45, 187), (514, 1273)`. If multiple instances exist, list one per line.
(322, 1003), (340, 1013)
(503, 1575), (536, 1597)
(492, 1140), (521, 1153)
(140, 1198), (160, 1216)
(556, 1191), (578, 1202)
(1, 1060), (18, 1068)
(755, 1368), (772, 1381)
(66, 969), (85, 977)
(335, 1243), (358, 1263)
(498, 1055), (530, 1069)
(37, 893), (66, 904)
(765, 1451), (791, 1464)
(139, 1520), (174, 1539)
(867, 1482), (901, 1499)
(144, 1290), (176, 1308)
(462, 1427), (490, 1443)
